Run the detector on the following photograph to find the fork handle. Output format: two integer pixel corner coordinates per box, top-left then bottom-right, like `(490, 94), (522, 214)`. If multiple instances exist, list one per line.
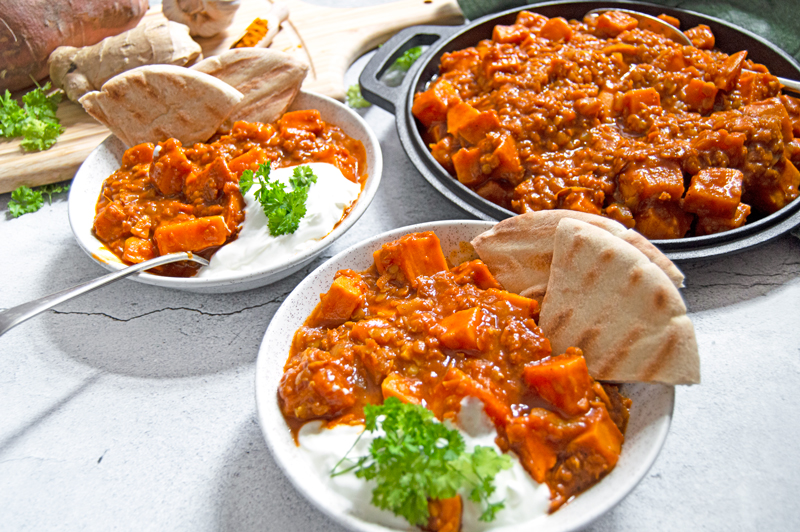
(0, 252), (207, 337)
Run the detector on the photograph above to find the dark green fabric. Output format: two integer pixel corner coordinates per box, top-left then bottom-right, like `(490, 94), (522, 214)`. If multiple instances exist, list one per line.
(456, 0), (800, 63)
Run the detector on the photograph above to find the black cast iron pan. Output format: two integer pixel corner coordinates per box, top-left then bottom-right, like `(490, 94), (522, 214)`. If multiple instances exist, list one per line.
(359, 1), (800, 261)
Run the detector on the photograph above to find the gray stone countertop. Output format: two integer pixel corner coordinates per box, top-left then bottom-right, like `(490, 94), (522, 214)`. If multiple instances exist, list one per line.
(2, 5), (800, 531)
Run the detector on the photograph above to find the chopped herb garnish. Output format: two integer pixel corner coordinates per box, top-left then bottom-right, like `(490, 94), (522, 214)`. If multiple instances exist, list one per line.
(392, 46), (424, 72)
(7, 182), (70, 218)
(0, 82), (64, 151)
(346, 84), (371, 108)
(239, 162), (318, 236)
(332, 397), (512, 527)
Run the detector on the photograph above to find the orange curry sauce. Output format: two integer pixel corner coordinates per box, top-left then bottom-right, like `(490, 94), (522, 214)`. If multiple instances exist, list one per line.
(279, 232), (631, 523)
(92, 110), (367, 277)
(412, 10), (800, 239)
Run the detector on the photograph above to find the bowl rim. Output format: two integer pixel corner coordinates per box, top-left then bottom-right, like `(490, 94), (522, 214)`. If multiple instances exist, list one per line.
(254, 219), (675, 532)
(67, 90), (383, 291)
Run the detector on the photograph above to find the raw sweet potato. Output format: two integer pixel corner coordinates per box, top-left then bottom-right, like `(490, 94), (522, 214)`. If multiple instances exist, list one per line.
(0, 0), (149, 92)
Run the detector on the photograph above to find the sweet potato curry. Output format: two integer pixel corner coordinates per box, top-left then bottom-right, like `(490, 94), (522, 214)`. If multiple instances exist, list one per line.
(92, 110), (366, 276)
(412, 10), (800, 239)
(279, 232), (631, 529)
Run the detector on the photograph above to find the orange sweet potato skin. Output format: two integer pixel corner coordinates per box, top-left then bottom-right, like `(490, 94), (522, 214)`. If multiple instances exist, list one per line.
(0, 0), (148, 92)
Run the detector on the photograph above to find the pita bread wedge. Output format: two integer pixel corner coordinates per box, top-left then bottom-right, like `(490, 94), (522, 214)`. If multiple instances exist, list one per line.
(79, 65), (243, 147)
(471, 210), (684, 302)
(538, 218), (699, 385)
(192, 48), (308, 130)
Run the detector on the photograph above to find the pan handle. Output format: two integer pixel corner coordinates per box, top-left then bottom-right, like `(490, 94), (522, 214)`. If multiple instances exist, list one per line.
(359, 24), (462, 114)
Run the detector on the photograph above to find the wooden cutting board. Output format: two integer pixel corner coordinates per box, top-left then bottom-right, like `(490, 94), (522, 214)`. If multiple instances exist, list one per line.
(0, 0), (463, 193)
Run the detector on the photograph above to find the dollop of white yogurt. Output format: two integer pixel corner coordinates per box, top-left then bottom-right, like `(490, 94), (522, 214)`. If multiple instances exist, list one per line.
(197, 162), (360, 278)
(297, 397), (550, 531)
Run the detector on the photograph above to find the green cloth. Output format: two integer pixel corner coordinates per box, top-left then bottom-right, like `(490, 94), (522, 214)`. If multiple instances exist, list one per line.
(456, 0), (800, 63)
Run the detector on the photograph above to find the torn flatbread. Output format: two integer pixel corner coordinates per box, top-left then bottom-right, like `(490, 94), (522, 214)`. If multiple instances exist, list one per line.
(538, 217), (699, 385)
(192, 48), (308, 130)
(79, 64), (243, 147)
(471, 210), (684, 302)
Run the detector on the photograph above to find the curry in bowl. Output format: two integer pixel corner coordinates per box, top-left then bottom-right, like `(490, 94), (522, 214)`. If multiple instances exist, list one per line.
(412, 10), (800, 239)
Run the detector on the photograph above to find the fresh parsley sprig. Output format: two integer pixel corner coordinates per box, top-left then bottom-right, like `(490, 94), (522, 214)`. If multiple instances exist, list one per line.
(239, 162), (318, 236)
(7, 182), (70, 218)
(332, 397), (512, 527)
(0, 82), (64, 151)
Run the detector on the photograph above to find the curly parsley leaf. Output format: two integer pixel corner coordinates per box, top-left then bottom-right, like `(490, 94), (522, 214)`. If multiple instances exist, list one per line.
(6, 182), (71, 218)
(0, 90), (26, 138)
(238, 162), (318, 236)
(332, 397), (512, 527)
(0, 83), (64, 151)
(346, 84), (371, 109)
(8, 186), (44, 218)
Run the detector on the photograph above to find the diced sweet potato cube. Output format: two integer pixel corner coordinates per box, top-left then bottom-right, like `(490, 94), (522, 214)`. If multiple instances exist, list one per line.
(434, 367), (511, 424)
(695, 202), (750, 235)
(447, 102), (480, 136)
(123, 237), (156, 264)
(381, 373), (423, 405)
(682, 78), (718, 113)
(555, 187), (604, 215)
(685, 25), (715, 49)
(224, 186), (246, 233)
(227, 148), (269, 177)
(516, 11), (548, 30)
(657, 14), (680, 28)
(595, 11), (638, 37)
(621, 87), (661, 116)
(737, 71), (780, 105)
(428, 496), (462, 532)
(150, 138), (194, 196)
(567, 405), (624, 468)
(634, 200), (693, 239)
(93, 202), (127, 242)
(452, 147), (486, 187)
(121, 143), (154, 170)
(447, 103), (500, 145)
(656, 49), (686, 72)
(618, 159), (684, 208)
(492, 134), (523, 184)
(493, 24), (529, 44)
(308, 274), (365, 328)
(523, 349), (593, 416)
(373, 231), (448, 286)
(184, 157), (231, 203)
(597, 90), (616, 119)
(412, 79), (461, 128)
(539, 17), (572, 41)
(450, 260), (503, 290)
(715, 50), (747, 92)
(683, 167), (744, 217)
(279, 109), (324, 135)
(485, 288), (539, 320)
(439, 307), (487, 352)
(231, 120), (276, 143)
(505, 416), (557, 483)
(154, 215), (230, 255)
(742, 97), (793, 142)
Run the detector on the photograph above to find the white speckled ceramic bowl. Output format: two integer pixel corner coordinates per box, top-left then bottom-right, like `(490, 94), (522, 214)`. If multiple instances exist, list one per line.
(68, 91), (382, 293)
(255, 220), (675, 532)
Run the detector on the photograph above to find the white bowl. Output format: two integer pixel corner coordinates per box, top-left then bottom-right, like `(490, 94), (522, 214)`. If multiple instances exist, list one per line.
(255, 220), (675, 532)
(67, 91), (383, 293)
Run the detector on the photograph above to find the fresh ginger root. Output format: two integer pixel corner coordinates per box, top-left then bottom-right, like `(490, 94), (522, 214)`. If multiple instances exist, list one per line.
(48, 19), (203, 102)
